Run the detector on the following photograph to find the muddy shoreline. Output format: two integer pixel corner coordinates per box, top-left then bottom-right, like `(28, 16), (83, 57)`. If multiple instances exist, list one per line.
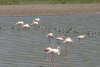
(0, 4), (100, 16)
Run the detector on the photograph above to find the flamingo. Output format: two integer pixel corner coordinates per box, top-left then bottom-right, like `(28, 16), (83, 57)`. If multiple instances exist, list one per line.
(56, 35), (64, 45)
(15, 21), (24, 25)
(15, 21), (24, 36)
(22, 24), (30, 33)
(15, 21), (24, 30)
(31, 21), (38, 29)
(47, 46), (60, 67)
(43, 45), (54, 61)
(46, 33), (54, 45)
(77, 35), (86, 45)
(63, 37), (73, 53)
(31, 21), (38, 25)
(33, 18), (40, 22)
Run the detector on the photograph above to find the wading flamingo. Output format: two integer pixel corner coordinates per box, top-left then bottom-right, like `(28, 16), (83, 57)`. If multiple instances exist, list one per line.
(77, 35), (86, 45)
(63, 37), (73, 53)
(33, 18), (40, 22)
(56, 35), (64, 45)
(15, 21), (24, 36)
(15, 21), (24, 29)
(43, 45), (54, 61)
(47, 46), (60, 67)
(22, 24), (30, 33)
(46, 33), (54, 45)
(15, 21), (24, 25)
(31, 21), (38, 29)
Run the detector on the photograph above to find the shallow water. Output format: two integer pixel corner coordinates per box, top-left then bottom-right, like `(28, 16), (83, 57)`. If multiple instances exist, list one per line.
(0, 14), (100, 67)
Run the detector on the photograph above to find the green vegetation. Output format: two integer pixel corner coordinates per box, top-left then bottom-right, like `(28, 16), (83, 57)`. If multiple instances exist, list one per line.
(0, 0), (100, 5)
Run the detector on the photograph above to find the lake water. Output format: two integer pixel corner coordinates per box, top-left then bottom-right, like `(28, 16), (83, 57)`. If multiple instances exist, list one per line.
(0, 14), (100, 67)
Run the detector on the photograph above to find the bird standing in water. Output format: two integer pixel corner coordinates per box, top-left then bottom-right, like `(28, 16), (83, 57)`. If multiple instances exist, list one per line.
(46, 33), (54, 45)
(56, 35), (64, 45)
(22, 24), (30, 33)
(47, 46), (60, 67)
(63, 37), (73, 54)
(43, 45), (54, 61)
(33, 18), (40, 22)
(15, 21), (24, 36)
(77, 35), (86, 45)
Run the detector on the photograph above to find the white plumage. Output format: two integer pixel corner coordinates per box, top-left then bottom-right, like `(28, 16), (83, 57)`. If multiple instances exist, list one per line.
(15, 21), (24, 25)
(63, 37), (73, 44)
(46, 33), (54, 38)
(47, 46), (60, 55)
(31, 21), (38, 25)
(33, 18), (40, 22)
(22, 24), (30, 28)
(56, 37), (63, 41)
(77, 35), (86, 39)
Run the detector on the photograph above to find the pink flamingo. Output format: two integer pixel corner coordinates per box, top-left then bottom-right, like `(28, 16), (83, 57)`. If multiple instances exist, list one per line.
(15, 21), (24, 25)
(63, 37), (73, 53)
(56, 35), (64, 45)
(77, 35), (86, 45)
(43, 45), (54, 61)
(15, 21), (24, 29)
(47, 46), (60, 67)
(22, 24), (30, 33)
(33, 18), (40, 22)
(15, 21), (24, 36)
(31, 21), (38, 29)
(46, 33), (54, 45)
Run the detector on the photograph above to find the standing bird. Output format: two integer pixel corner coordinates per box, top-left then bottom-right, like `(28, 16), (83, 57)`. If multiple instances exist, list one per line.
(63, 37), (73, 53)
(47, 46), (60, 67)
(43, 45), (54, 61)
(15, 21), (24, 29)
(15, 21), (24, 25)
(31, 21), (38, 26)
(31, 21), (38, 30)
(33, 18), (40, 22)
(46, 33), (54, 45)
(15, 21), (24, 36)
(22, 24), (30, 33)
(56, 35), (64, 45)
(77, 35), (86, 45)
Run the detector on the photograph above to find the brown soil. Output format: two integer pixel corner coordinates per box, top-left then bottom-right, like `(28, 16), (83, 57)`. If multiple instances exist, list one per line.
(0, 4), (100, 16)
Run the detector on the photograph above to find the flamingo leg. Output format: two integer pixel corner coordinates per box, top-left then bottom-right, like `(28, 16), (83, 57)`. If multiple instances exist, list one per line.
(25, 27), (26, 33)
(68, 44), (69, 54)
(44, 53), (49, 61)
(66, 43), (67, 53)
(48, 37), (50, 45)
(34, 25), (37, 32)
(37, 25), (38, 29)
(51, 54), (53, 63)
(19, 25), (21, 36)
(35, 25), (36, 31)
(79, 39), (82, 45)
(44, 53), (47, 61)
(53, 55), (55, 67)
(48, 53), (49, 61)
(79, 39), (80, 45)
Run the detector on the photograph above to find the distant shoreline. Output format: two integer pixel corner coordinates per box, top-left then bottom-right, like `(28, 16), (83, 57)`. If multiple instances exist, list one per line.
(0, 4), (100, 16)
